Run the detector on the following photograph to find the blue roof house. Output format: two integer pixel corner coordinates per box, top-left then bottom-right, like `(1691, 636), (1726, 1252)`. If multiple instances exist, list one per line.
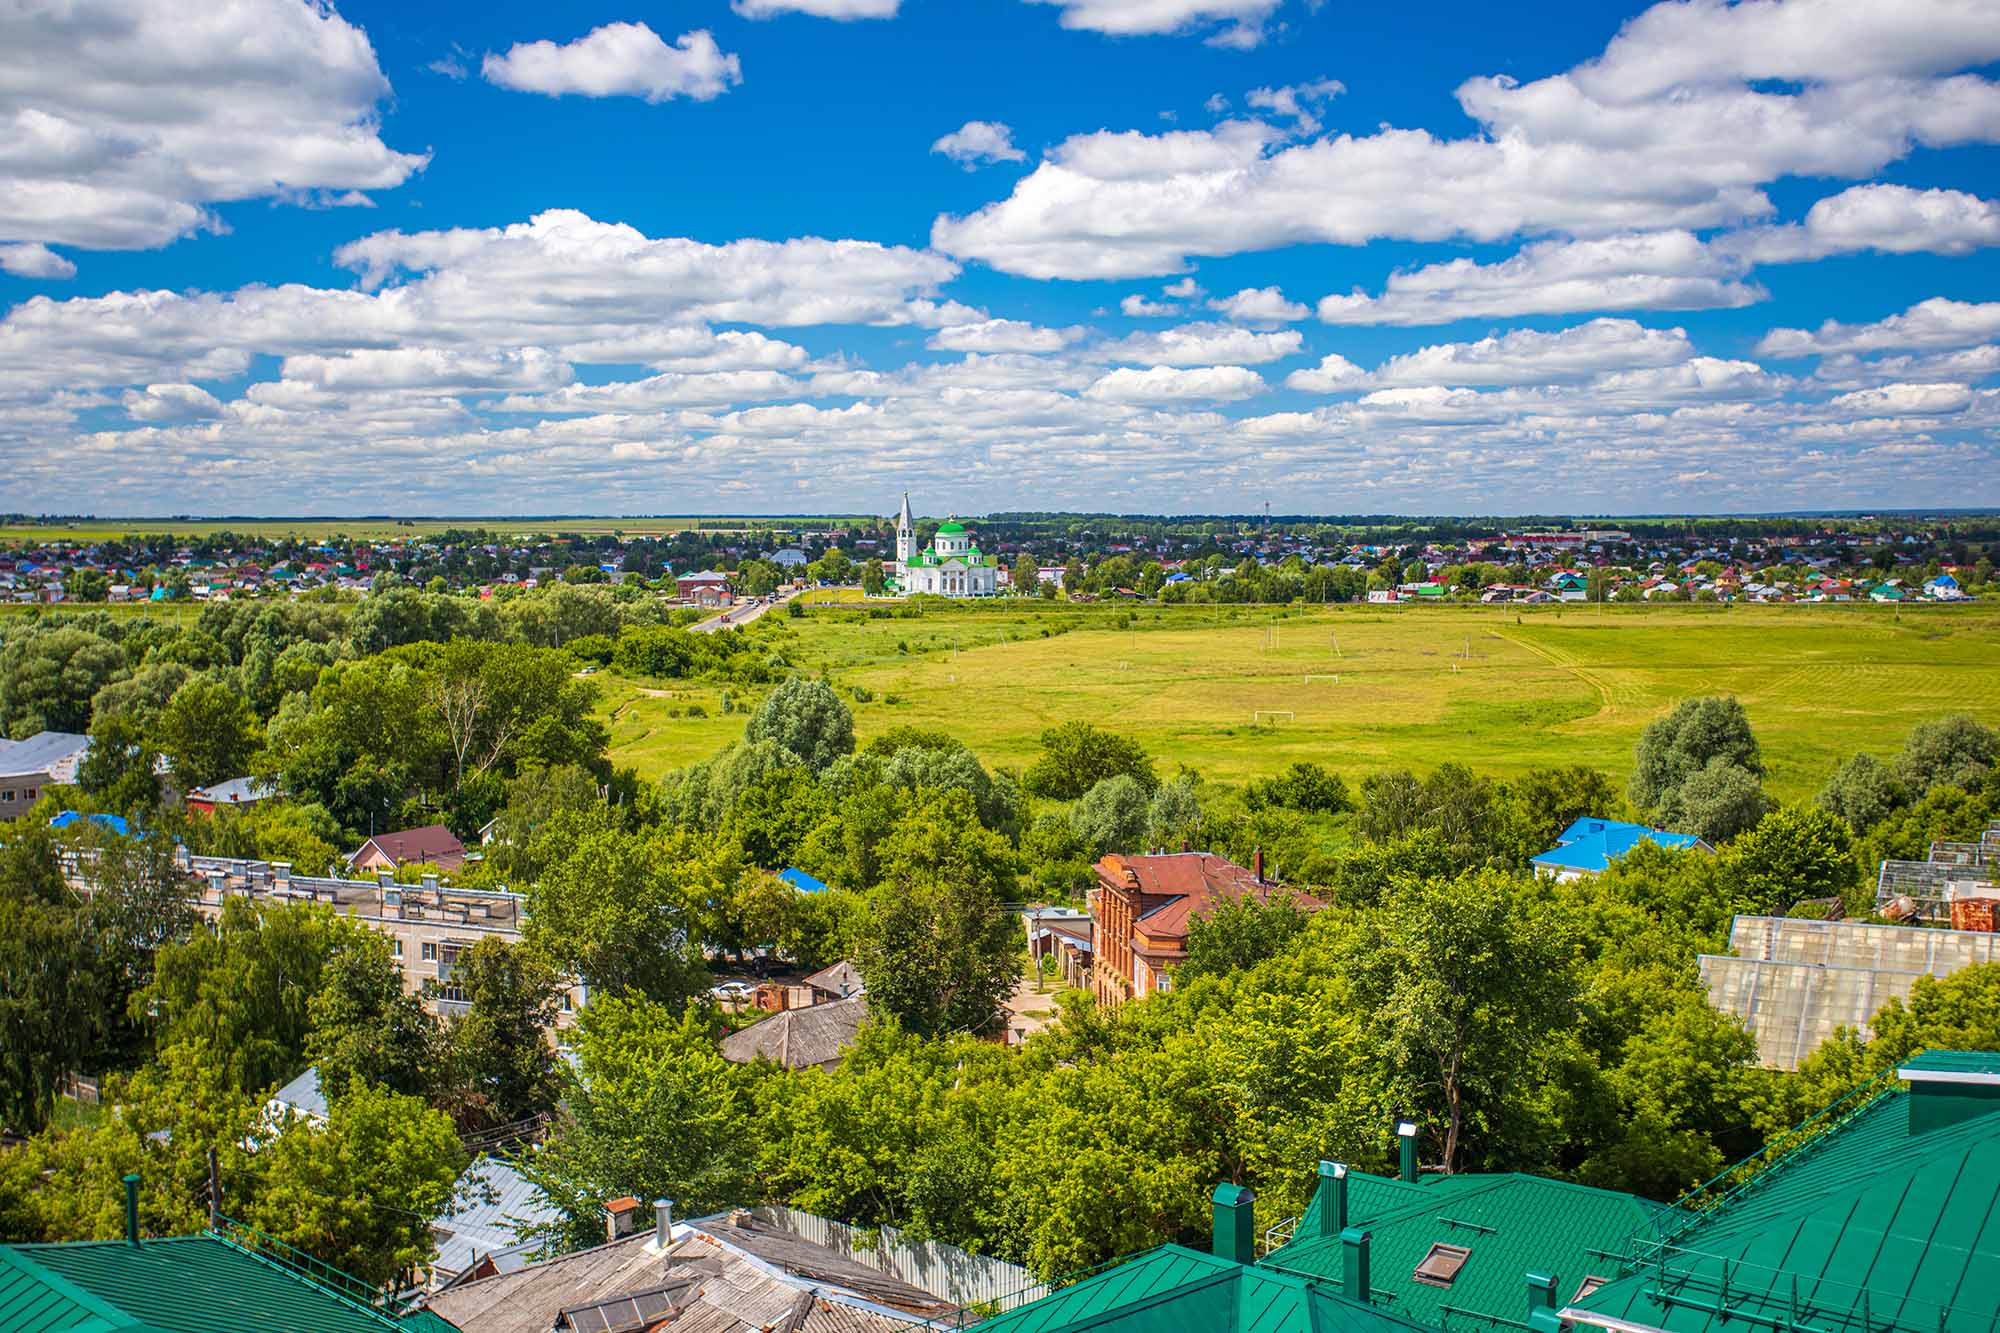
(779, 867), (829, 894)
(1531, 817), (1711, 881)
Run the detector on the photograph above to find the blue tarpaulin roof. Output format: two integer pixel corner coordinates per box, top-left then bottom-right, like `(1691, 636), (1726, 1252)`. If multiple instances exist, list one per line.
(1532, 816), (1704, 873)
(779, 868), (829, 894)
(49, 810), (133, 838)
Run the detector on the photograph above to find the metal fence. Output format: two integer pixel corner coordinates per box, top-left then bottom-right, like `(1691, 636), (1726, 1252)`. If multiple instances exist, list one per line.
(749, 1205), (1048, 1315)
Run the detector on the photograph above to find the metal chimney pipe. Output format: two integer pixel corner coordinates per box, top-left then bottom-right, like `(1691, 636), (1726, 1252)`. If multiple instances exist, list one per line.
(1318, 1161), (1349, 1239)
(123, 1172), (141, 1245)
(1341, 1227), (1371, 1302)
(655, 1198), (673, 1248)
(1397, 1120), (1419, 1183)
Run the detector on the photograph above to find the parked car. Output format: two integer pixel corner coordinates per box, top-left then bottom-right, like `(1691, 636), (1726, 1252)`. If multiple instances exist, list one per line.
(711, 980), (755, 1001)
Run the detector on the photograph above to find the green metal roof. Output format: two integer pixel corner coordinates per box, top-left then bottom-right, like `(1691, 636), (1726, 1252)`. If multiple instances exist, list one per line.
(1572, 1081), (2000, 1333)
(1266, 1173), (1673, 1329)
(935, 520), (966, 534)
(1896, 1049), (2000, 1079)
(971, 1246), (1431, 1333)
(0, 1236), (427, 1333)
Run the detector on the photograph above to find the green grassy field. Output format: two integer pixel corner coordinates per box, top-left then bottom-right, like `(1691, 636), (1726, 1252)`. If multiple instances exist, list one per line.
(600, 601), (2000, 802)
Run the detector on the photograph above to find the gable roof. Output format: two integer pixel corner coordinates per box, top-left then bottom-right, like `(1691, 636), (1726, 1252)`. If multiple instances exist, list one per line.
(430, 1157), (563, 1282)
(0, 1234), (426, 1333)
(347, 825), (465, 867)
(1265, 1172), (1670, 1329)
(800, 960), (864, 999)
(1531, 817), (1707, 873)
(719, 996), (868, 1070)
(426, 1216), (949, 1333)
(1098, 852), (1324, 942)
(0, 731), (90, 779)
(1570, 1065), (2000, 1333)
(970, 1244), (1430, 1333)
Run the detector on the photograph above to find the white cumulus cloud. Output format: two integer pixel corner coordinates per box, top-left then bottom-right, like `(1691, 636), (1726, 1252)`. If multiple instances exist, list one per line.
(1318, 232), (1763, 327)
(934, 0), (2000, 279)
(1758, 298), (2000, 356)
(733, 0), (901, 17)
(0, 243), (75, 279)
(1371, 319), (1695, 387)
(482, 24), (741, 102)
(929, 319), (1082, 353)
(1209, 286), (1307, 323)
(931, 121), (1026, 168)
(1284, 354), (1368, 393)
(1723, 184), (2000, 263)
(0, 0), (426, 253)
(1024, 0), (1284, 46)
(1096, 321), (1301, 365)
(1084, 364), (1265, 402)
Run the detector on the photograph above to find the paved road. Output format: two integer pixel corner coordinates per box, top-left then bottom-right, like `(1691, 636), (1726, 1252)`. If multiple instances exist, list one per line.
(689, 587), (799, 633)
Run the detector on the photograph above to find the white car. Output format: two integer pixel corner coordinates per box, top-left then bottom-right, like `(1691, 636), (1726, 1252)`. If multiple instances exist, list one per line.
(711, 981), (755, 1001)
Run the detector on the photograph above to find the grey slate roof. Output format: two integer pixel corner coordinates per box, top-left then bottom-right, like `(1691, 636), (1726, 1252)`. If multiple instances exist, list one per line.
(800, 961), (865, 1000)
(425, 1217), (953, 1333)
(0, 731), (89, 779)
(719, 996), (868, 1071)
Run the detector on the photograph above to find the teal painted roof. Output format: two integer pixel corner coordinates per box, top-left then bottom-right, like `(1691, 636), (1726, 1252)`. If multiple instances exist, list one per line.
(1573, 1081), (2000, 1333)
(972, 1245), (1430, 1333)
(1897, 1049), (2000, 1078)
(1266, 1173), (1673, 1328)
(0, 1236), (422, 1333)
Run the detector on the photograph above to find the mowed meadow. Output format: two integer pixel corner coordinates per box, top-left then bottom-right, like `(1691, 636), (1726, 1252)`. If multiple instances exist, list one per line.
(602, 601), (2000, 802)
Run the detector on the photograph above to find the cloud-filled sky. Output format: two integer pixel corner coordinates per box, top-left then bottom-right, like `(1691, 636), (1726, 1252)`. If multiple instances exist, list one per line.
(2, 0), (1997, 517)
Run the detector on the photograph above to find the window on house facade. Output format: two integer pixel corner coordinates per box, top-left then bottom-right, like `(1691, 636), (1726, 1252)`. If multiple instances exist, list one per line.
(1413, 1243), (1472, 1288)
(561, 991), (574, 1013)
(440, 942), (467, 1004)
(0, 790), (13, 803)
(421, 941), (437, 961)
(391, 939), (403, 957)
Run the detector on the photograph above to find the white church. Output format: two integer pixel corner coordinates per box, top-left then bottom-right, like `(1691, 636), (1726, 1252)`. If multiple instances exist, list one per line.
(892, 493), (997, 597)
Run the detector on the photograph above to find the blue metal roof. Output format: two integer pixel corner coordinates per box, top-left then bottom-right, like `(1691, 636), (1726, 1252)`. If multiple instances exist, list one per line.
(778, 868), (829, 894)
(1532, 817), (1704, 873)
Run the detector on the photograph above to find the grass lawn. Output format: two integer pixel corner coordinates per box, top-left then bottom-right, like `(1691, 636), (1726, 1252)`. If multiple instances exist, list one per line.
(601, 600), (2000, 802)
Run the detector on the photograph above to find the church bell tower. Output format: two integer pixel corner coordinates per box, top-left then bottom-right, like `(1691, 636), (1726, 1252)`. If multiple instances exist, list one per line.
(896, 492), (916, 565)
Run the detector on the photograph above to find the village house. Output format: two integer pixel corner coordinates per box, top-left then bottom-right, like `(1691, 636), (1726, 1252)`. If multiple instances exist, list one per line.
(0, 731), (90, 820)
(1088, 850), (1323, 1006)
(347, 823), (467, 873)
(1530, 816), (1711, 881)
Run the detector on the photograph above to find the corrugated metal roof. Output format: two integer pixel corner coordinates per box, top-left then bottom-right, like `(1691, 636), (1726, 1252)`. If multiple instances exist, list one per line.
(967, 1245), (1432, 1333)
(0, 1235), (415, 1333)
(430, 1157), (563, 1280)
(1573, 1082), (2000, 1333)
(1265, 1173), (1672, 1329)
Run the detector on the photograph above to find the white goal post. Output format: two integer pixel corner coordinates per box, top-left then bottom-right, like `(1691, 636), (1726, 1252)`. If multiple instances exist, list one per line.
(1303, 674), (1340, 684)
(1252, 710), (1296, 725)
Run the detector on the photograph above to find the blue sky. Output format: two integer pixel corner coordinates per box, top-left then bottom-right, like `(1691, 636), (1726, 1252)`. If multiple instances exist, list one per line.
(2, 0), (1997, 516)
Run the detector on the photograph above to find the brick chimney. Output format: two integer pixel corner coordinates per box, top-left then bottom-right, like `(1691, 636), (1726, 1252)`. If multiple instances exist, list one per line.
(1253, 848), (1265, 884)
(604, 1196), (642, 1243)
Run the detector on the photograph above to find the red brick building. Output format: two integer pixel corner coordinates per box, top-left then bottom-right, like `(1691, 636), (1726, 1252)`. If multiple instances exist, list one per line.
(1087, 850), (1322, 1006)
